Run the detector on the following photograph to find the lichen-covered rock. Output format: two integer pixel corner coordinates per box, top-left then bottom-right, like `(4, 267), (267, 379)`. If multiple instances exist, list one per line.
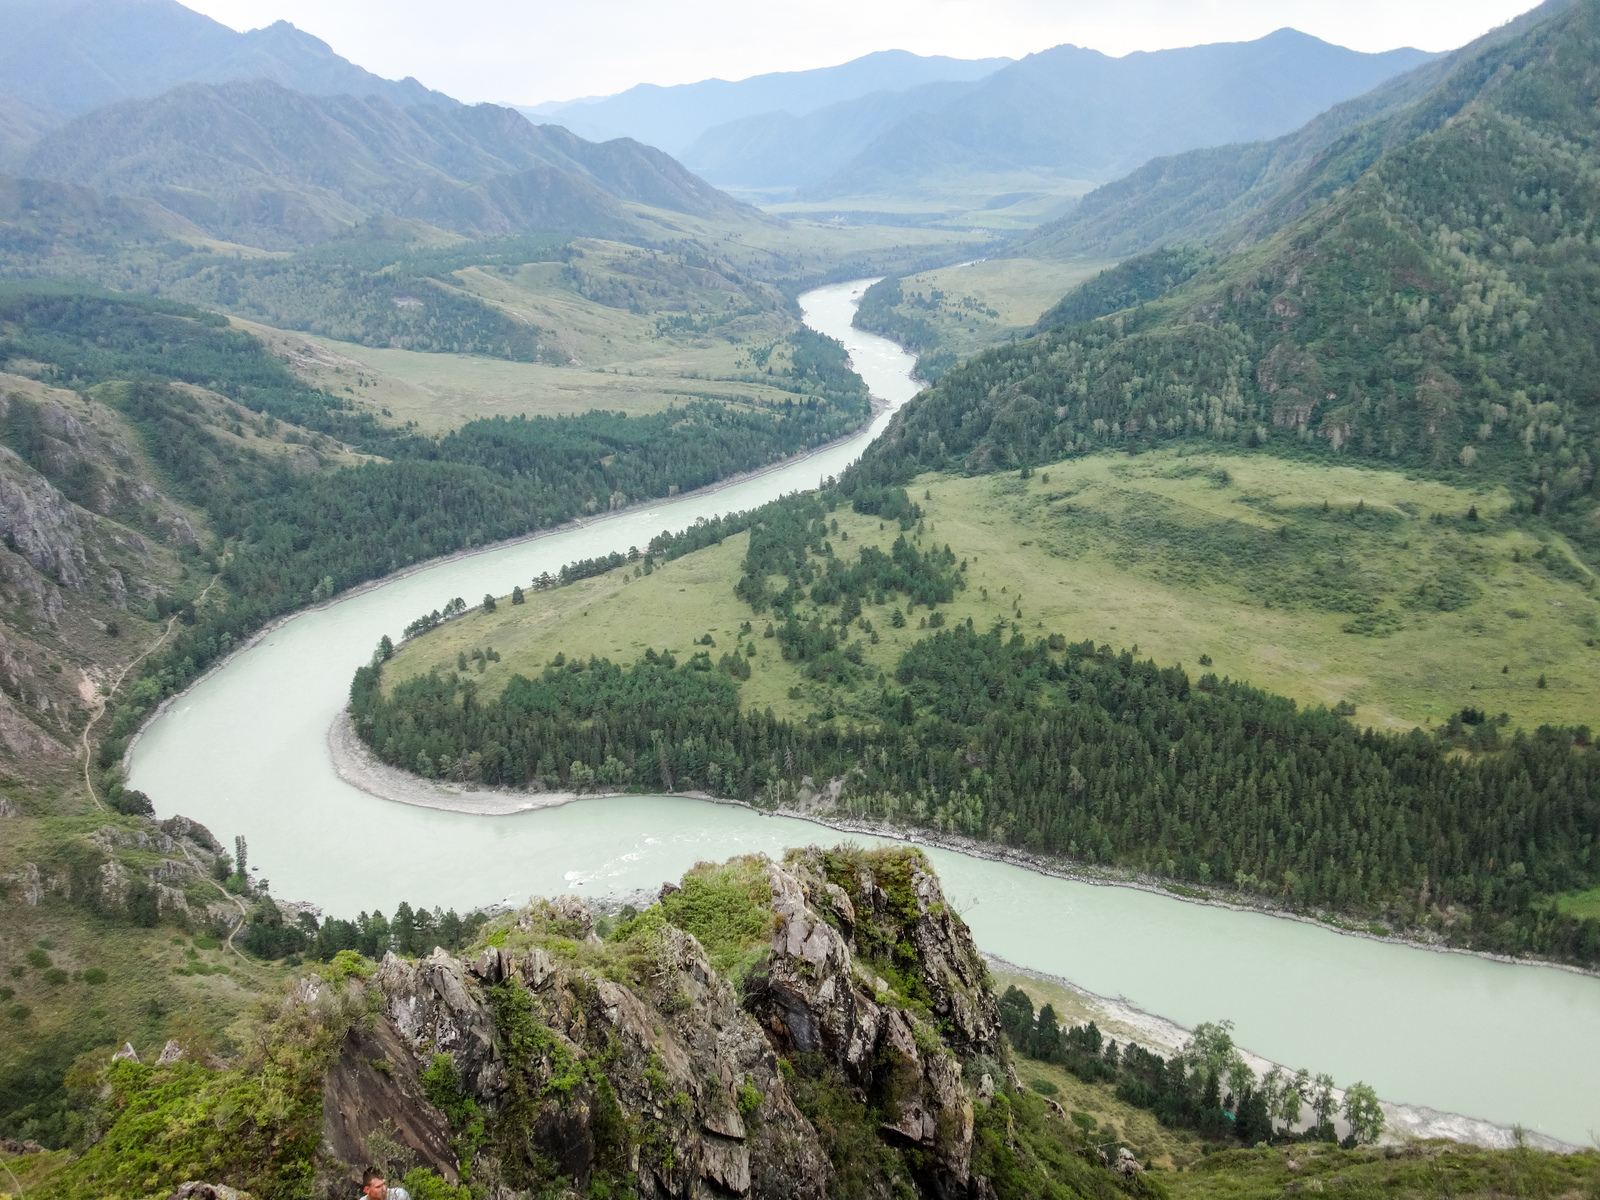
(311, 847), (1011, 1200)
(155, 1039), (185, 1066)
(747, 846), (1005, 1193)
(378, 947), (503, 1100)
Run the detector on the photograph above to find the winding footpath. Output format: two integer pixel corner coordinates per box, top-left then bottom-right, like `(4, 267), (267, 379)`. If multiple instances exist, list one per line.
(81, 573), (220, 812)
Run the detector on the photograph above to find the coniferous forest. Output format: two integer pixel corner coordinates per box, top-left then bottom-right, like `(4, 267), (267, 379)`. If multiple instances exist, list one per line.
(0, 283), (872, 774)
(357, 479), (1600, 966)
(348, 4), (1600, 975)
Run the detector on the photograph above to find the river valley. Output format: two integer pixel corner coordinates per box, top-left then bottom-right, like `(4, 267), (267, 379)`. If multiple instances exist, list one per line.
(128, 281), (1600, 1147)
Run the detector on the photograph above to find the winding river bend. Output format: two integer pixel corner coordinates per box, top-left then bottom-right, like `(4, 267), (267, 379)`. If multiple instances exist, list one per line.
(130, 282), (1600, 1145)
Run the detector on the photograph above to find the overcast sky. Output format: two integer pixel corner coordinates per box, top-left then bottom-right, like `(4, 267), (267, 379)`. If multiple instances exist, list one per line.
(182, 0), (1545, 106)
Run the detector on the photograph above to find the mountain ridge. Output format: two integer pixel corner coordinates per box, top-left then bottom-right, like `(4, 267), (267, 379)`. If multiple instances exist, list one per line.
(1008, 0), (1579, 260)
(807, 29), (1436, 198)
(16, 79), (748, 249)
(526, 48), (1012, 154)
(0, 0), (455, 115)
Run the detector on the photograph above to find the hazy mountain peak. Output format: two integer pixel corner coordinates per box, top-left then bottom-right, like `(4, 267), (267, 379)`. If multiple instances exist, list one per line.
(0, 0), (456, 115)
(805, 28), (1437, 199)
(526, 49), (1013, 154)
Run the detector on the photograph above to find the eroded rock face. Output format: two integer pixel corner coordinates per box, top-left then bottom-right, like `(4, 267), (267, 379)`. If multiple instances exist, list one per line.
(316, 850), (1001, 1200)
(338, 902), (828, 1200)
(749, 848), (1003, 1193)
(319, 1008), (459, 1192)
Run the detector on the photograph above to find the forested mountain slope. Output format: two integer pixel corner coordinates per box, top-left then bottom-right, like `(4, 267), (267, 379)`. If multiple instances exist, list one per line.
(1011, 0), (1576, 260)
(17, 80), (746, 249)
(861, 0), (1600, 568)
(364, 0), (1600, 977)
(0, 0), (454, 115)
(808, 30), (1433, 199)
(0, 96), (61, 170)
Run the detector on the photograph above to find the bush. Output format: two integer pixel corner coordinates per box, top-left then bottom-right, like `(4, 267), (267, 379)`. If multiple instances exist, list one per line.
(83, 968), (108, 986)
(25, 948), (50, 969)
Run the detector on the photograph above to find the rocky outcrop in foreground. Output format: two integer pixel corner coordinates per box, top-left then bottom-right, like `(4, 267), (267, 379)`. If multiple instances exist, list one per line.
(315, 846), (1007, 1200)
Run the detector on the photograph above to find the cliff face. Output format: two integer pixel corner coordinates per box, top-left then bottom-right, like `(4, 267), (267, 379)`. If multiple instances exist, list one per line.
(315, 846), (1007, 1200)
(0, 374), (203, 781)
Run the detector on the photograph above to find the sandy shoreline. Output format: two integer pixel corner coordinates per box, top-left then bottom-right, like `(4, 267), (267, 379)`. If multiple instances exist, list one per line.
(328, 710), (734, 817)
(986, 953), (1580, 1153)
(326, 714), (1583, 1152)
(325, 739), (1600, 986)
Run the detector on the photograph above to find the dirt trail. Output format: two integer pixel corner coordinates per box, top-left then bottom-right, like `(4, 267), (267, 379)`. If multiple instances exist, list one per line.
(79, 574), (221, 812)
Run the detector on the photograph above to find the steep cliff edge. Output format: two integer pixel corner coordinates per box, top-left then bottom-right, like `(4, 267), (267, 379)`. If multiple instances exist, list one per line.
(319, 845), (1010, 1199)
(31, 845), (1162, 1200)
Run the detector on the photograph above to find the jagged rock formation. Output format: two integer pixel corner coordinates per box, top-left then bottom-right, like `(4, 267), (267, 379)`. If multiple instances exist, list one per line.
(314, 846), (1008, 1200)
(2, 815), (241, 932)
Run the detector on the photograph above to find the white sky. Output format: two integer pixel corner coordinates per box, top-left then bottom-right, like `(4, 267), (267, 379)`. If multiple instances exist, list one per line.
(182, 0), (1546, 105)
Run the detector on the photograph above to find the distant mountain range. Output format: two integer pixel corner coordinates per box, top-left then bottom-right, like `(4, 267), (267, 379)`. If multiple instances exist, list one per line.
(7, 80), (745, 250)
(0, 0), (1482, 257)
(0, 0), (454, 116)
(787, 30), (1433, 199)
(524, 50), (1012, 155)
(0, 0), (753, 251)
(1011, 0), (1575, 260)
(679, 80), (987, 193)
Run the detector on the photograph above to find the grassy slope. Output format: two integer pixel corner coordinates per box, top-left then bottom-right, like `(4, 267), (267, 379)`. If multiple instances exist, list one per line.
(766, 171), (1097, 230)
(249, 224), (993, 433)
(384, 445), (1600, 735)
(988, 968), (1204, 1170)
(874, 257), (1115, 366)
(0, 829), (285, 1110)
(1168, 1143), (1600, 1200)
(0, 355), (370, 1145)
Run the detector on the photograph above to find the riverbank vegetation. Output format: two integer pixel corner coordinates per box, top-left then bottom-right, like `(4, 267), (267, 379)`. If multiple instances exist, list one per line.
(387, 449), (1600, 733)
(0, 283), (874, 776)
(360, 476), (1600, 969)
(1000, 996), (1386, 1150)
(359, 0), (1600, 971)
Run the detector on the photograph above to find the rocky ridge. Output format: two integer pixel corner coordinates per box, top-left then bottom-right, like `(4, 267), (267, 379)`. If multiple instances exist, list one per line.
(310, 845), (1022, 1200)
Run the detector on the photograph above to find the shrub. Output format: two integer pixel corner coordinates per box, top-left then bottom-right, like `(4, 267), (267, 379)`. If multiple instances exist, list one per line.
(25, 948), (51, 969)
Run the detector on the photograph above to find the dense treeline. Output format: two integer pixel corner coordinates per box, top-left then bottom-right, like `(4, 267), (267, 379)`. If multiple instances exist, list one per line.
(997, 990), (1385, 1149)
(851, 275), (964, 383)
(1032, 247), (1213, 332)
(852, 5), (1600, 564)
(854, 277), (940, 356)
(0, 283), (873, 770)
(356, 617), (1600, 965)
(236, 892), (492, 963)
(0, 282), (379, 439)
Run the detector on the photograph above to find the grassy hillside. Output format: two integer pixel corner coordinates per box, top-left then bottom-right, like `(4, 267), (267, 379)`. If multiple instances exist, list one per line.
(854, 257), (1111, 380)
(384, 448), (1599, 741)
